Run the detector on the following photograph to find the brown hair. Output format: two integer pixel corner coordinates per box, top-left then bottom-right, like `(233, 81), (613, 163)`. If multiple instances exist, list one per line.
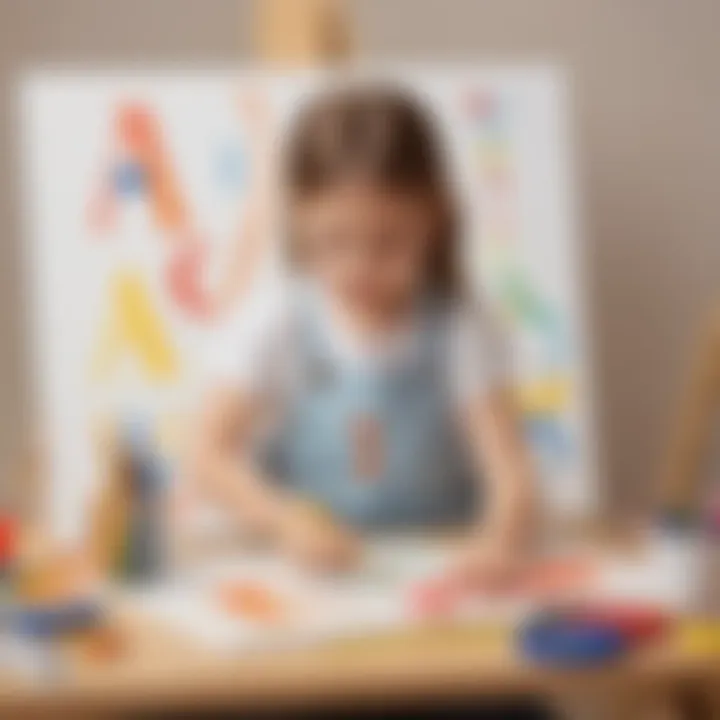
(283, 83), (461, 297)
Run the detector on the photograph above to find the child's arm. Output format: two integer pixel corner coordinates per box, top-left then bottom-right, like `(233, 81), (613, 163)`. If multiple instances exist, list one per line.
(455, 386), (538, 581)
(190, 386), (286, 535)
(189, 385), (359, 570)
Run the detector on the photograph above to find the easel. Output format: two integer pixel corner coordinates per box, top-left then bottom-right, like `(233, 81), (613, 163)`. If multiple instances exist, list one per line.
(659, 309), (720, 521)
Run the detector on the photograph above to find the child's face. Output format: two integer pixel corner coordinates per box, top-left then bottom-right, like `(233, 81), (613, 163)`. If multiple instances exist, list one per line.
(295, 183), (435, 317)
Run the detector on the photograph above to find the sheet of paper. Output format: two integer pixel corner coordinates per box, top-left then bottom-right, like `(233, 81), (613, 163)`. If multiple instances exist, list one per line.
(125, 544), (425, 654)
(124, 538), (591, 654)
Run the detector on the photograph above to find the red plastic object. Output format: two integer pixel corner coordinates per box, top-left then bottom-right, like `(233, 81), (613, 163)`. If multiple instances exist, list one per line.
(0, 515), (18, 565)
(165, 239), (214, 320)
(571, 603), (673, 646)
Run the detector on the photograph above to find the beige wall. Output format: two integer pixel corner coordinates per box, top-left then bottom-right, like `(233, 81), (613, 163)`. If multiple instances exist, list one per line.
(1, 0), (718, 513)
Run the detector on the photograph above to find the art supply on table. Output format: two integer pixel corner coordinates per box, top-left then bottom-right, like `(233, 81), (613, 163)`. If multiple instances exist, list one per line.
(691, 489), (720, 619)
(16, 549), (96, 603)
(645, 486), (720, 619)
(632, 514), (702, 612)
(1, 603), (117, 682)
(9, 549), (105, 638)
(678, 619), (720, 655)
(0, 543), (110, 682)
(126, 535), (687, 658)
(91, 419), (169, 584)
(90, 424), (132, 576)
(9, 599), (103, 640)
(666, 497), (720, 657)
(565, 602), (673, 646)
(653, 306), (720, 620)
(518, 611), (628, 667)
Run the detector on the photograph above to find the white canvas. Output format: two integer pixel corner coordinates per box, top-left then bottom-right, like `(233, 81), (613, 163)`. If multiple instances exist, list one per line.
(20, 68), (595, 541)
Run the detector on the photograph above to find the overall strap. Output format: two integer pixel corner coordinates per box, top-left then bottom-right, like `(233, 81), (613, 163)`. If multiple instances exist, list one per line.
(289, 286), (339, 392)
(416, 294), (453, 375)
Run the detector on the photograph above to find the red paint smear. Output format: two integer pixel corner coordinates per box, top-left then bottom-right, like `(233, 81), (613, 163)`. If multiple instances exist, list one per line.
(410, 556), (598, 619)
(0, 515), (18, 565)
(164, 239), (214, 320)
(87, 184), (116, 236)
(115, 103), (188, 236)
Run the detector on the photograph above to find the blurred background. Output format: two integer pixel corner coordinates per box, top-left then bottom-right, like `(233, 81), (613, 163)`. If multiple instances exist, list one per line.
(0, 0), (719, 517)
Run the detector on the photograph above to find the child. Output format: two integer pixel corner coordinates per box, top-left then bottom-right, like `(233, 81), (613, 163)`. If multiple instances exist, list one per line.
(193, 84), (537, 580)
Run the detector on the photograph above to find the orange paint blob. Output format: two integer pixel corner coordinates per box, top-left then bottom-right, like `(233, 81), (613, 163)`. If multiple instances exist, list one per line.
(216, 581), (288, 625)
(520, 557), (597, 597)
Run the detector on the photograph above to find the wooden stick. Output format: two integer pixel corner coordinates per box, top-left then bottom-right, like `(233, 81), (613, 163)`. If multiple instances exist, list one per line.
(659, 307), (720, 516)
(254, 0), (354, 64)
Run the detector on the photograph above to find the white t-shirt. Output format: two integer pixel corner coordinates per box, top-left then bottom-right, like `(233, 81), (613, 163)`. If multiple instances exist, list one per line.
(204, 280), (513, 408)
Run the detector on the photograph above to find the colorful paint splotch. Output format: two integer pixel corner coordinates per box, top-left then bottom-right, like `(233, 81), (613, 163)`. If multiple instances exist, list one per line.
(463, 85), (580, 479)
(92, 268), (180, 383)
(215, 581), (289, 625)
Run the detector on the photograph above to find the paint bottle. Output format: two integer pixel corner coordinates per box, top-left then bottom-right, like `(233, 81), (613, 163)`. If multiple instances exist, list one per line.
(651, 508), (702, 611)
(119, 420), (168, 584)
(677, 492), (720, 654)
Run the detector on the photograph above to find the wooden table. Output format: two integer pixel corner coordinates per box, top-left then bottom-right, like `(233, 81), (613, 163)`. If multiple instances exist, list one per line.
(2, 616), (719, 718)
(2, 537), (720, 718)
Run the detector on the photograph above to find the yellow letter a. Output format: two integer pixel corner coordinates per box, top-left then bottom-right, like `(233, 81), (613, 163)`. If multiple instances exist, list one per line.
(92, 269), (179, 383)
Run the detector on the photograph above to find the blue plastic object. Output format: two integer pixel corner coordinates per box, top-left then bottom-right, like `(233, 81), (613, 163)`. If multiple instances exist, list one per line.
(519, 612), (628, 667)
(10, 599), (103, 639)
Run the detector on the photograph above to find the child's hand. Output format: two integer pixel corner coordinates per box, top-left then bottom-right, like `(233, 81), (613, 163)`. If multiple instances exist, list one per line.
(278, 499), (360, 573)
(410, 536), (529, 618)
(448, 535), (526, 593)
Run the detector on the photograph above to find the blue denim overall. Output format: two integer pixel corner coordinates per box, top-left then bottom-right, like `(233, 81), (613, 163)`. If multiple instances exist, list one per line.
(260, 298), (477, 530)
